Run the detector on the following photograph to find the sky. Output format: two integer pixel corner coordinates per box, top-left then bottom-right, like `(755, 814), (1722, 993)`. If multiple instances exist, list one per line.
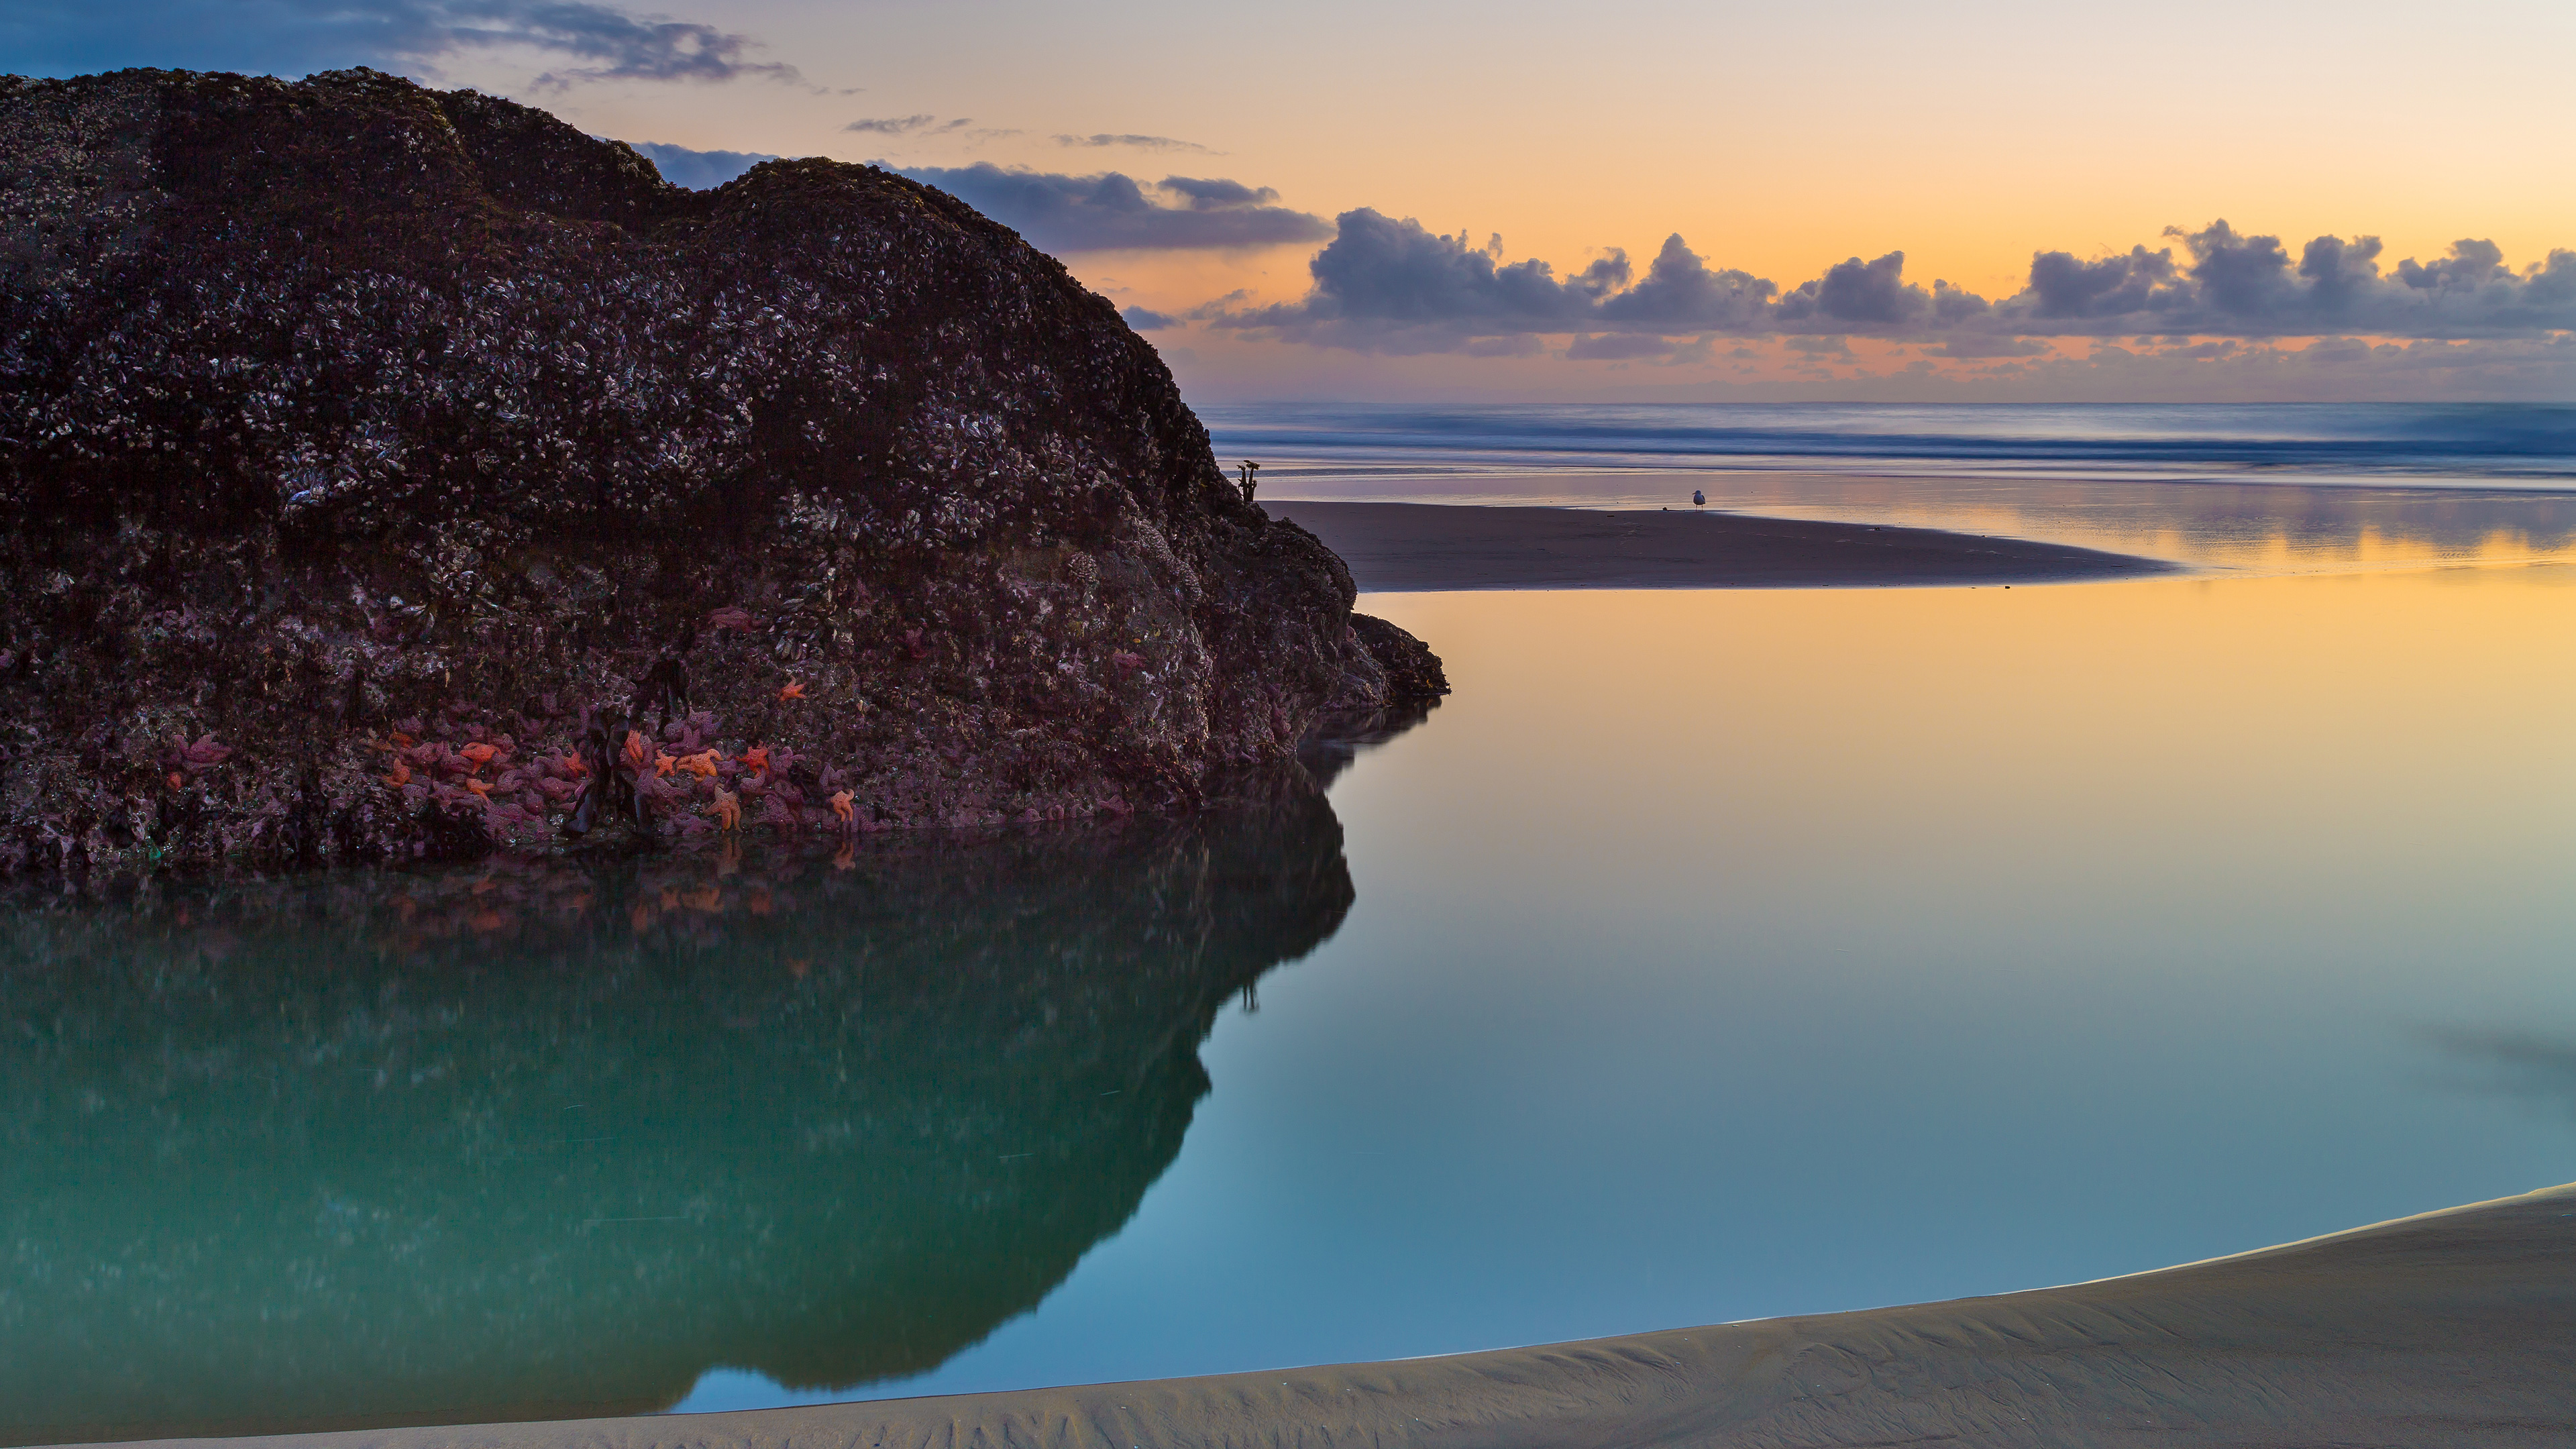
(11, 0), (2576, 401)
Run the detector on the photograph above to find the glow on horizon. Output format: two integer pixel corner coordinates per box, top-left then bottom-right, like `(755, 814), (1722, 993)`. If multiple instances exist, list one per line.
(1129, 330), (2576, 406)
(19, 0), (2576, 398)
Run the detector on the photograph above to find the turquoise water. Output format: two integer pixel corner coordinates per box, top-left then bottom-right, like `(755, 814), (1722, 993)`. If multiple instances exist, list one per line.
(7, 486), (2576, 1442)
(685, 562), (2576, 1413)
(0, 797), (1350, 1442)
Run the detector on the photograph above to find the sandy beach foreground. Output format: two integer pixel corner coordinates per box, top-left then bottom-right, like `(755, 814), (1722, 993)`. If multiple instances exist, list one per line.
(1267, 500), (2167, 590)
(96, 1182), (2575, 1449)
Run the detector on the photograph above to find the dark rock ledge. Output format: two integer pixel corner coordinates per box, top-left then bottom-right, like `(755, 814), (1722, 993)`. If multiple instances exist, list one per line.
(0, 67), (1445, 873)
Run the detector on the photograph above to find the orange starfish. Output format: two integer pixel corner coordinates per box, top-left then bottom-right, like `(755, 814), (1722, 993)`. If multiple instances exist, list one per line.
(712, 789), (741, 830)
(777, 680), (806, 702)
(559, 753), (589, 777)
(388, 731), (417, 748)
(464, 777), (492, 799)
(382, 759), (413, 787)
(828, 789), (854, 826)
(675, 749), (721, 779)
(458, 742), (498, 768)
(739, 745), (770, 777)
(653, 751), (678, 778)
(621, 730), (649, 773)
(166, 771), (183, 790)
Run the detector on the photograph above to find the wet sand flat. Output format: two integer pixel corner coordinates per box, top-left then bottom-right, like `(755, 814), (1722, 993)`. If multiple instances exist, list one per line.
(95, 1182), (2576, 1449)
(1267, 500), (2167, 590)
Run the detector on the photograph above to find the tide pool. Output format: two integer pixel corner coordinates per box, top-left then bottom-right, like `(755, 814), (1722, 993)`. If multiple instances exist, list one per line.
(6, 556), (2574, 1443)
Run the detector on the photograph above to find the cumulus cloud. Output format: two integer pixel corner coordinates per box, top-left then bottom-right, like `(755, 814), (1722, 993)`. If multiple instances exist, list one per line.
(8, 0), (796, 83)
(2398, 238), (2508, 290)
(1209, 213), (1947, 352)
(896, 164), (1332, 253)
(1054, 133), (1216, 153)
(1211, 209), (1631, 348)
(1999, 223), (2576, 337)
(2026, 246), (2180, 317)
(1598, 235), (1774, 329)
(624, 139), (773, 189)
(1159, 176), (1277, 209)
(1122, 305), (1177, 329)
(1201, 208), (2576, 354)
(1782, 254), (1921, 325)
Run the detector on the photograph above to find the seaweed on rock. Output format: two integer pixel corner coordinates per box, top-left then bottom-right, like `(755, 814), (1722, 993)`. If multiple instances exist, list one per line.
(0, 67), (1445, 872)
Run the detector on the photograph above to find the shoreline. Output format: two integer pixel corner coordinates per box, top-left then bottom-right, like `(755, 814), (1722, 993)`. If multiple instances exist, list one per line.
(77, 1181), (2576, 1449)
(1252, 464), (2576, 504)
(1266, 500), (2172, 591)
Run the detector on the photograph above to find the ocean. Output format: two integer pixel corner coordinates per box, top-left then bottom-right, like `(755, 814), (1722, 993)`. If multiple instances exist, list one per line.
(1203, 402), (2576, 490)
(1205, 402), (2576, 570)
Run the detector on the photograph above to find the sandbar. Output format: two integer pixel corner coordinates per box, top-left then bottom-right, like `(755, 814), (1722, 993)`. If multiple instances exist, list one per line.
(86, 1181), (2576, 1448)
(1268, 500), (2169, 590)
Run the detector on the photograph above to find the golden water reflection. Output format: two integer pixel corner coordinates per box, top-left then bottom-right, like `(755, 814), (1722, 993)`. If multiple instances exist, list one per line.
(824, 562), (2576, 1411)
(1271, 468), (2576, 572)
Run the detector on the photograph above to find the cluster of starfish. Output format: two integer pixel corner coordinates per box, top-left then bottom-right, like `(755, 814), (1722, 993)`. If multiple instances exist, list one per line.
(360, 699), (868, 841)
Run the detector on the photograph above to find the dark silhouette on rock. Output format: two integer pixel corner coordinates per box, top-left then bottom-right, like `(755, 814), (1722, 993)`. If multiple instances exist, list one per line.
(0, 67), (1444, 873)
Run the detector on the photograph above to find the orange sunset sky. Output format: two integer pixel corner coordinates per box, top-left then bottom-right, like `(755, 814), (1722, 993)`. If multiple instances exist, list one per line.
(22, 0), (2576, 400)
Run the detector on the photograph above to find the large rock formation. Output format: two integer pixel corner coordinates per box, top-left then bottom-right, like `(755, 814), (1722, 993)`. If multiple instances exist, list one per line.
(0, 67), (1444, 873)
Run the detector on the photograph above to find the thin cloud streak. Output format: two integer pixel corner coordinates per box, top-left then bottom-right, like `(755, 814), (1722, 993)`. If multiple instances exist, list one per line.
(1053, 133), (1216, 154)
(845, 114), (971, 136)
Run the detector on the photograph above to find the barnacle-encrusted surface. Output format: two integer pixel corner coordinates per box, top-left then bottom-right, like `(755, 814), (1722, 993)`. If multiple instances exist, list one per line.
(0, 66), (1444, 871)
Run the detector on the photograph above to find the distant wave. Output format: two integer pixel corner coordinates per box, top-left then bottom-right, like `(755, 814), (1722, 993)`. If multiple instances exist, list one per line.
(1203, 403), (2576, 488)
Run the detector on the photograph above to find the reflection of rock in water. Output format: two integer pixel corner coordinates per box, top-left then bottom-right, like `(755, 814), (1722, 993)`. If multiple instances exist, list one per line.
(0, 782), (1352, 1445)
(1298, 696), (1442, 793)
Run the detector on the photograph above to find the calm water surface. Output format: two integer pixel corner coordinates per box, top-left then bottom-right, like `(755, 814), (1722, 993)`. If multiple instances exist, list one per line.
(7, 494), (2576, 1441)
(1204, 402), (2576, 487)
(1211, 402), (2576, 570)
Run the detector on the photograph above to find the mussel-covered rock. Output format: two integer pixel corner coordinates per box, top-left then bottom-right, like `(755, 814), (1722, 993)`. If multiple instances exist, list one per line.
(0, 66), (1444, 871)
